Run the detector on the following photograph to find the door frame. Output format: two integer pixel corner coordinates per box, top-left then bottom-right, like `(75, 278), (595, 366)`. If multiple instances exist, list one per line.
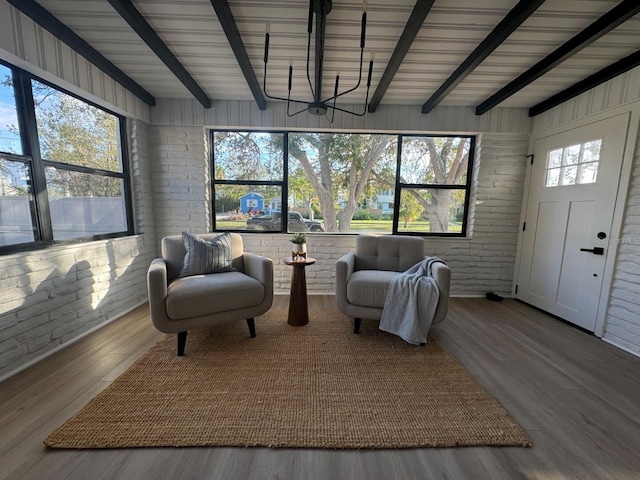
(513, 106), (640, 337)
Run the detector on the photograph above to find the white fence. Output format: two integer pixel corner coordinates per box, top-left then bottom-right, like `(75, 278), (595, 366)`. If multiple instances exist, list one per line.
(0, 196), (126, 246)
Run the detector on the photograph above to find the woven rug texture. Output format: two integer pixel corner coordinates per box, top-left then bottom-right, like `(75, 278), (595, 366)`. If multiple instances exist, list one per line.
(45, 310), (531, 449)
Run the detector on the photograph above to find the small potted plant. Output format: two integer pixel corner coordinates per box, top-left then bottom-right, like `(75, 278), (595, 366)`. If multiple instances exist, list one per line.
(290, 232), (307, 260)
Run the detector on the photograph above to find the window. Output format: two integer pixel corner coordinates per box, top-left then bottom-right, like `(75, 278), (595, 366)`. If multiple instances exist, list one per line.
(545, 140), (601, 187)
(212, 131), (285, 232)
(0, 61), (133, 252)
(211, 130), (475, 236)
(397, 136), (473, 234)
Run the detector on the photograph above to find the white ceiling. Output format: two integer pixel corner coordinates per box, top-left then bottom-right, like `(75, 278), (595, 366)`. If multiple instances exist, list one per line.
(32, 0), (640, 112)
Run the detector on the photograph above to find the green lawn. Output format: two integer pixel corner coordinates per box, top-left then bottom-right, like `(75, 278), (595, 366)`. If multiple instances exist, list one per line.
(215, 218), (462, 233)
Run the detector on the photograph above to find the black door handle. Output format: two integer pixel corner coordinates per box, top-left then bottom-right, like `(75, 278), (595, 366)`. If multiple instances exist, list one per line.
(580, 247), (604, 255)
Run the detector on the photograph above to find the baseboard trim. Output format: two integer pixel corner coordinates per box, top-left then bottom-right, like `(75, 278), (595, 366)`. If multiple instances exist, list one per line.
(602, 337), (640, 359)
(0, 300), (148, 384)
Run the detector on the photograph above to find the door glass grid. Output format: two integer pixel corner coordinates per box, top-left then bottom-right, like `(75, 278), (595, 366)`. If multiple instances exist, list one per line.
(545, 140), (601, 187)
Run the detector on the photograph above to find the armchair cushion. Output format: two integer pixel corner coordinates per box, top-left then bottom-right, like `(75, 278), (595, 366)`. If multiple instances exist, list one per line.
(166, 271), (265, 320)
(346, 270), (399, 309)
(355, 234), (425, 272)
(180, 231), (235, 277)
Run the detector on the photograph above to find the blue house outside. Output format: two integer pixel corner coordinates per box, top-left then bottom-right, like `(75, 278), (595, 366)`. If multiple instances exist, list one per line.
(240, 191), (264, 213)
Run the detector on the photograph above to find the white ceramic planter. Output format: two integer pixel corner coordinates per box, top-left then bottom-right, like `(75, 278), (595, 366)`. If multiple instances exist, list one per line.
(292, 242), (307, 260)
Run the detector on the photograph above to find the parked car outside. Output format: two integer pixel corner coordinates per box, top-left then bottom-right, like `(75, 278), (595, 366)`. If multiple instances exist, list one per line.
(246, 211), (324, 232)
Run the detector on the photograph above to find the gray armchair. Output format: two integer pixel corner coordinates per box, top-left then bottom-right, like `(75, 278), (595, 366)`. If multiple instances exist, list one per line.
(336, 234), (450, 334)
(147, 232), (273, 355)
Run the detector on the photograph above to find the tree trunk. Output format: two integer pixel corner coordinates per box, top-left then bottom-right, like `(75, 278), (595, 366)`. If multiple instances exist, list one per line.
(427, 189), (451, 232)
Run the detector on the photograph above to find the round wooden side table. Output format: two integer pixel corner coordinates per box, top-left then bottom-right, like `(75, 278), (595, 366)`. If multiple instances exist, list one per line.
(283, 257), (316, 326)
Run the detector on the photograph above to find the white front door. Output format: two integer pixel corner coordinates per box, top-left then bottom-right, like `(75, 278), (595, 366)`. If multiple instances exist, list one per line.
(516, 114), (629, 331)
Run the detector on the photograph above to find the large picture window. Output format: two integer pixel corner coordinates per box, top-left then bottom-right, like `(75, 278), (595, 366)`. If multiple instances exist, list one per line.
(0, 61), (133, 252)
(211, 130), (474, 236)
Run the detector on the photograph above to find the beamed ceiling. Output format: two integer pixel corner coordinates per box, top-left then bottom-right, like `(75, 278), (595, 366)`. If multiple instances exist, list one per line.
(7, 0), (640, 117)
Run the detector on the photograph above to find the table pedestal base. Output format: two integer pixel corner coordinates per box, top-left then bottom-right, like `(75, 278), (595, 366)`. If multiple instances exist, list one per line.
(287, 264), (309, 326)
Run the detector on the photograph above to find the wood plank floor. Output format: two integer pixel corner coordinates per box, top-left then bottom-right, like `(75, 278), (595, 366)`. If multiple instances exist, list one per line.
(1, 296), (639, 480)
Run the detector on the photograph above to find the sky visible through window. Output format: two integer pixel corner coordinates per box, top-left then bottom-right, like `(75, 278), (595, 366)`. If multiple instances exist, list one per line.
(0, 64), (22, 155)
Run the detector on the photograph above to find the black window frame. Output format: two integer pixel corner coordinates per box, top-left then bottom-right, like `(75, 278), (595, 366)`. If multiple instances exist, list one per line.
(211, 129), (288, 233)
(0, 59), (134, 255)
(210, 129), (476, 237)
(394, 134), (476, 238)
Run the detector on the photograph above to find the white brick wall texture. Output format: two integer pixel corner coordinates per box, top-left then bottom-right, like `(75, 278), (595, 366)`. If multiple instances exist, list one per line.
(0, 121), (157, 380)
(604, 125), (640, 356)
(150, 130), (529, 297)
(149, 125), (210, 250)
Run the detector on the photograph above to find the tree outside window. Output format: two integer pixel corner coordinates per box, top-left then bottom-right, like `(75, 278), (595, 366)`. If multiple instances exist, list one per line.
(211, 130), (474, 236)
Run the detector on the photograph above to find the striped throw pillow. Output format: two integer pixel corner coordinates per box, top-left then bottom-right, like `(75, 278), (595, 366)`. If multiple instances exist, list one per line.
(179, 232), (235, 277)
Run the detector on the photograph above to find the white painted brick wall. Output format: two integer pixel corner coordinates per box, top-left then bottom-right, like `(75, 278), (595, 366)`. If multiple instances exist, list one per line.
(149, 125), (209, 250)
(0, 121), (157, 380)
(604, 125), (640, 355)
(150, 129), (529, 296)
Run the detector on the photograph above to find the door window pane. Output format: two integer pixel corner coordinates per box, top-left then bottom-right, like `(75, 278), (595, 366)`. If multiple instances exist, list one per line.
(578, 162), (598, 184)
(0, 65), (22, 155)
(45, 167), (127, 239)
(545, 139), (601, 187)
(33, 80), (122, 172)
(563, 145), (580, 166)
(0, 158), (35, 245)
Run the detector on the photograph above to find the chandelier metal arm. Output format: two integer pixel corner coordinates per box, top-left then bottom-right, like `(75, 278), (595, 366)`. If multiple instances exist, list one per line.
(330, 76), (373, 118)
(321, 10), (367, 104)
(321, 48), (364, 104)
(306, 1), (315, 98)
(313, 4), (326, 104)
(262, 42), (312, 105)
(286, 103), (311, 117)
(262, 0), (374, 123)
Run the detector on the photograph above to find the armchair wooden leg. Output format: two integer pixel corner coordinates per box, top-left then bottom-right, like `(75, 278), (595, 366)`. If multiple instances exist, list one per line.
(354, 318), (361, 334)
(177, 331), (187, 356)
(246, 318), (256, 338)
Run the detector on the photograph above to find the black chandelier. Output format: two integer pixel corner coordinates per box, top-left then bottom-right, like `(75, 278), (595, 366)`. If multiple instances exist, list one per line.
(262, 0), (374, 122)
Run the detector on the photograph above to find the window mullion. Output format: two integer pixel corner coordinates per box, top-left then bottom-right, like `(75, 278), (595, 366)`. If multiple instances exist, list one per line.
(16, 73), (53, 244)
(283, 132), (289, 233)
(392, 134), (403, 234)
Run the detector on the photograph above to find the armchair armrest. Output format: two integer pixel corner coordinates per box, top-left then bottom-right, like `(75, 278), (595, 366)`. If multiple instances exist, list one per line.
(431, 261), (451, 324)
(147, 258), (171, 331)
(335, 252), (356, 313)
(242, 253), (274, 304)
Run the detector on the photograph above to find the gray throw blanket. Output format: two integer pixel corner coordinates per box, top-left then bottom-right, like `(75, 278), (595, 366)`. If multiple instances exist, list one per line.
(379, 257), (444, 345)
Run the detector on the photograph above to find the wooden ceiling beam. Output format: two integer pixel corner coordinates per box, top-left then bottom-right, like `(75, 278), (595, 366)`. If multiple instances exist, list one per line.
(367, 0), (435, 113)
(421, 0), (545, 114)
(476, 0), (640, 115)
(6, 0), (156, 106)
(529, 49), (640, 117)
(107, 0), (211, 109)
(210, 0), (267, 110)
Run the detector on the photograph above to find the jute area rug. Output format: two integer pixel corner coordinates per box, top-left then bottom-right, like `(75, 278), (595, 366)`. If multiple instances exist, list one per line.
(45, 310), (531, 449)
